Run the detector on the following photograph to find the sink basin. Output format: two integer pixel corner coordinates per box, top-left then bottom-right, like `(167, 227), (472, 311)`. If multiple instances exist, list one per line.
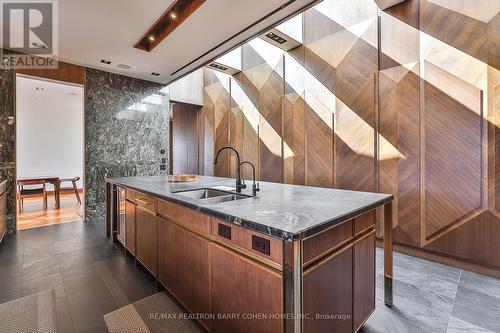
(173, 188), (230, 199)
(205, 193), (251, 204)
(173, 188), (252, 202)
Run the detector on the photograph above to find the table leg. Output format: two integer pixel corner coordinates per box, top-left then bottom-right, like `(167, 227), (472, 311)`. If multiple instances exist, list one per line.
(384, 201), (393, 306)
(54, 181), (61, 209)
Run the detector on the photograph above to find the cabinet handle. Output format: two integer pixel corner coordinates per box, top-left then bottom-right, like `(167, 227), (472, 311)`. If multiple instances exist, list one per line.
(136, 198), (151, 205)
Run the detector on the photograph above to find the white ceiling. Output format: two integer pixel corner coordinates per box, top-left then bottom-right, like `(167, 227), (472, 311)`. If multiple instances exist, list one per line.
(58, 0), (318, 85)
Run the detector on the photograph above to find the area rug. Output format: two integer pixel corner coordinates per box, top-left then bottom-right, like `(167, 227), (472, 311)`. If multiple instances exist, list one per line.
(104, 292), (204, 333)
(0, 289), (57, 333)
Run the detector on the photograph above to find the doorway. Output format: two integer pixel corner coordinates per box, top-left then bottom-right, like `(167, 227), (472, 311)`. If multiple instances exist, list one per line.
(15, 75), (85, 230)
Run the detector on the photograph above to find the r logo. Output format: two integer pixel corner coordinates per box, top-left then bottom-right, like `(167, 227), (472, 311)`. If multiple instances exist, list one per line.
(2, 1), (54, 54)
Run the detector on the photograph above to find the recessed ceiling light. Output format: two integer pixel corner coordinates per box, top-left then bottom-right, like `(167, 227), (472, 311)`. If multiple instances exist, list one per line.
(100, 59), (111, 64)
(151, 72), (160, 76)
(169, 11), (177, 19)
(265, 32), (287, 44)
(117, 64), (131, 69)
(209, 63), (228, 71)
(148, 35), (155, 41)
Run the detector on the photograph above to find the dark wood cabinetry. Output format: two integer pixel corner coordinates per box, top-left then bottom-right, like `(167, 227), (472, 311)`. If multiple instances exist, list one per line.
(125, 200), (136, 255)
(158, 217), (211, 330)
(107, 182), (382, 333)
(0, 181), (6, 242)
(303, 246), (353, 333)
(135, 207), (157, 275)
(211, 243), (283, 333)
(353, 231), (375, 331)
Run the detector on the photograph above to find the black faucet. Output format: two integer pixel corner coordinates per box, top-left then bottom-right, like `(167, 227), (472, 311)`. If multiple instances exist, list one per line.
(214, 146), (246, 193)
(239, 161), (260, 197)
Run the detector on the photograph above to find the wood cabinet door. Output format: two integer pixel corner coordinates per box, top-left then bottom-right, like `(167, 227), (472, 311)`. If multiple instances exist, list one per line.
(125, 200), (136, 255)
(353, 231), (375, 331)
(211, 243), (283, 333)
(158, 218), (211, 330)
(303, 246), (353, 333)
(136, 207), (157, 275)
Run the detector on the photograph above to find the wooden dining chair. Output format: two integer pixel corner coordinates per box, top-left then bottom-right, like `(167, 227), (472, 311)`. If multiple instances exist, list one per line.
(60, 176), (81, 204)
(18, 180), (48, 211)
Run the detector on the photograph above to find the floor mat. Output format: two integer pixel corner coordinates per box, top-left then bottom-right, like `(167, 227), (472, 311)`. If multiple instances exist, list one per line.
(104, 292), (205, 333)
(0, 289), (57, 333)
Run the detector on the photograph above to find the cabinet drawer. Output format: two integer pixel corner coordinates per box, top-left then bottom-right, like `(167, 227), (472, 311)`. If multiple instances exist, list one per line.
(158, 200), (210, 235)
(135, 193), (157, 213)
(211, 219), (282, 266)
(302, 220), (353, 265)
(354, 210), (375, 236)
(125, 189), (136, 200)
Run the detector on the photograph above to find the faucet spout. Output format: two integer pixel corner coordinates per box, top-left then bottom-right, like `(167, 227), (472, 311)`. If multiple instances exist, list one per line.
(239, 161), (259, 197)
(214, 146), (246, 193)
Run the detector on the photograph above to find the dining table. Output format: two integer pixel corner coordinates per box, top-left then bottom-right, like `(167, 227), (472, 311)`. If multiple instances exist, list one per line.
(17, 176), (61, 209)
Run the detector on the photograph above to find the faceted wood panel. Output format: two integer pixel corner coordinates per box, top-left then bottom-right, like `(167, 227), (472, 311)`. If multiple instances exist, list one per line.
(201, 69), (230, 177)
(258, 60), (284, 183)
(423, 79), (483, 239)
(420, 0), (488, 63)
(284, 47), (306, 185)
(334, 36), (377, 192)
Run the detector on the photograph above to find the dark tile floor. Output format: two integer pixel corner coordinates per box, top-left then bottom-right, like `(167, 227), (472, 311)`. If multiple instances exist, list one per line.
(1, 221), (500, 333)
(0, 221), (155, 333)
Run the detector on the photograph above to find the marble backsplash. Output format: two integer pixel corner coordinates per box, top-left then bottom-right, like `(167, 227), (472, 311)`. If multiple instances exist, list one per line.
(0, 49), (16, 233)
(85, 68), (169, 226)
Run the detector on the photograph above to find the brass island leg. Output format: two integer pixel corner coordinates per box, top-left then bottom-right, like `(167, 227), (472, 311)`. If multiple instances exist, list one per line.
(384, 201), (393, 306)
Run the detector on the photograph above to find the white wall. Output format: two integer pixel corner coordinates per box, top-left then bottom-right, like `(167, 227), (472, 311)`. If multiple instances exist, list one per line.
(165, 68), (203, 106)
(16, 76), (84, 190)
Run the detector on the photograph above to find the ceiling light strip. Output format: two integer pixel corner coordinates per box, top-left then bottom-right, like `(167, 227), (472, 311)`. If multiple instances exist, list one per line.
(134, 0), (206, 52)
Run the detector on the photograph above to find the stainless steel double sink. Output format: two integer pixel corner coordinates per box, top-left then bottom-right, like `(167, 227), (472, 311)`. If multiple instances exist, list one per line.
(172, 187), (252, 204)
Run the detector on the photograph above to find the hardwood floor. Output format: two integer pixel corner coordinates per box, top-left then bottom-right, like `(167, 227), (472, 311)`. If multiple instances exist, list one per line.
(17, 191), (83, 230)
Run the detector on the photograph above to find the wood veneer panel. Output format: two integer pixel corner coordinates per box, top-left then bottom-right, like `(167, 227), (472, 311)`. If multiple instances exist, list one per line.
(259, 65), (284, 183)
(135, 208), (157, 275)
(394, 70), (421, 246)
(303, 246), (353, 333)
(424, 80), (482, 238)
(211, 244), (283, 333)
(284, 46), (306, 185)
(125, 200), (135, 255)
(334, 37), (377, 192)
(488, 12), (500, 69)
(157, 199), (210, 235)
(134, 0), (206, 52)
(172, 102), (200, 175)
(420, 0), (487, 63)
(158, 217), (211, 330)
(211, 219), (283, 265)
(424, 210), (500, 268)
(353, 231), (376, 331)
(16, 60), (86, 85)
(302, 220), (353, 265)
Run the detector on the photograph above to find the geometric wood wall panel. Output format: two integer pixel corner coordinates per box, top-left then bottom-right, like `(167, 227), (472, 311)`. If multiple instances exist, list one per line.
(420, 0), (488, 63)
(395, 70), (421, 245)
(197, 0), (500, 273)
(424, 210), (500, 267)
(424, 80), (483, 239)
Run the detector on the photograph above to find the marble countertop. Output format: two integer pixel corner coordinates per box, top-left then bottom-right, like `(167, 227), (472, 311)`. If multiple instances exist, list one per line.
(107, 176), (393, 241)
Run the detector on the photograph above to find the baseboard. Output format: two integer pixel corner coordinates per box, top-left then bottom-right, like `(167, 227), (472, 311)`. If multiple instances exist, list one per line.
(376, 239), (500, 279)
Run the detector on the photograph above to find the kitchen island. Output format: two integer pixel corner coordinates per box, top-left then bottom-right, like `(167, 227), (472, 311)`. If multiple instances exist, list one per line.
(105, 176), (394, 333)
